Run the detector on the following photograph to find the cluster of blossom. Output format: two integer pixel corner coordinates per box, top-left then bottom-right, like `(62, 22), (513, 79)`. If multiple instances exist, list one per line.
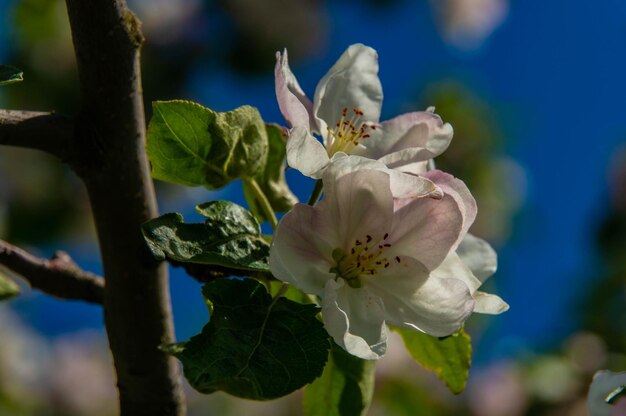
(269, 44), (508, 360)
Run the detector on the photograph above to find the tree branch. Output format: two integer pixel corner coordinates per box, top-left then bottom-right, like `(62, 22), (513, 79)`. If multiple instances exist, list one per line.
(0, 240), (104, 304)
(0, 110), (74, 161)
(63, 0), (185, 414)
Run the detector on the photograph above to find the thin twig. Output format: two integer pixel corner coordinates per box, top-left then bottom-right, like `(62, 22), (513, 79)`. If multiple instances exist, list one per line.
(0, 110), (74, 161)
(0, 239), (104, 304)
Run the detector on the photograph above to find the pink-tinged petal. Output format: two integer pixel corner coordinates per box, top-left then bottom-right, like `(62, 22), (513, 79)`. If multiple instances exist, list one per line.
(286, 126), (330, 179)
(389, 184), (464, 270)
(322, 278), (387, 360)
(422, 170), (477, 250)
(364, 110), (452, 168)
(457, 233), (497, 282)
(381, 111), (453, 155)
(275, 50), (315, 130)
(366, 257), (474, 337)
(473, 292), (509, 315)
(321, 169), (394, 248)
(313, 44), (383, 129)
(269, 203), (337, 295)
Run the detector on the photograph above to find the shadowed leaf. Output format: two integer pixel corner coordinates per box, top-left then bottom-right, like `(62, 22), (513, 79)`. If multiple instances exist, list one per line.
(142, 201), (270, 272)
(168, 278), (330, 400)
(0, 65), (23, 85)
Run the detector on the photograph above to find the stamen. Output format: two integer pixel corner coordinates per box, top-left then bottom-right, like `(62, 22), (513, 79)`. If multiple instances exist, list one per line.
(330, 232), (395, 286)
(326, 107), (376, 156)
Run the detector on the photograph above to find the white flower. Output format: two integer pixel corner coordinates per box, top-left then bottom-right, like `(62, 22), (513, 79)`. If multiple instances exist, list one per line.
(269, 156), (505, 359)
(588, 370), (626, 416)
(275, 44), (453, 178)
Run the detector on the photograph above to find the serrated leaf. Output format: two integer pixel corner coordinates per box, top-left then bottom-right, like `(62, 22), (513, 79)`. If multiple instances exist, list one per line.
(147, 100), (269, 189)
(394, 327), (472, 394)
(0, 65), (23, 86)
(141, 201), (270, 272)
(243, 124), (297, 222)
(168, 278), (330, 400)
(0, 272), (20, 301)
(304, 341), (375, 416)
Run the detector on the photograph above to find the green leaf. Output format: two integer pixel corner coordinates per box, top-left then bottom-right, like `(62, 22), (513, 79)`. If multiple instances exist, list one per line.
(243, 124), (297, 222)
(394, 327), (472, 394)
(141, 201), (270, 272)
(0, 272), (20, 301)
(304, 341), (376, 416)
(147, 100), (268, 189)
(0, 65), (23, 86)
(168, 278), (330, 400)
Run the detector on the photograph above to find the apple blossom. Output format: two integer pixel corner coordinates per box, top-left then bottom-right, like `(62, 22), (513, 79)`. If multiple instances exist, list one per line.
(269, 158), (506, 359)
(275, 44), (454, 178)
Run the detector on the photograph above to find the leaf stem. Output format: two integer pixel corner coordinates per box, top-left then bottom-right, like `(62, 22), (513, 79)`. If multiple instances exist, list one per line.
(273, 282), (289, 299)
(307, 179), (323, 206)
(243, 177), (278, 229)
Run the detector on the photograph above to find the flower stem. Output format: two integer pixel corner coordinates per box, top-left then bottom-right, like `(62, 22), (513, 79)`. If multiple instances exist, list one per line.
(307, 179), (323, 206)
(244, 177), (278, 230)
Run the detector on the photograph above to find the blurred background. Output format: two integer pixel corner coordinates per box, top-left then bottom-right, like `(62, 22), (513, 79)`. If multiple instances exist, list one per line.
(1, 0), (626, 414)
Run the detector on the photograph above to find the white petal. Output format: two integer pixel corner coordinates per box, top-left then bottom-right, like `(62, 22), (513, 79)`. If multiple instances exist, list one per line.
(322, 278), (387, 360)
(367, 257), (474, 337)
(388, 171), (443, 205)
(275, 50), (315, 130)
(322, 168), (394, 246)
(323, 154), (442, 201)
(269, 203), (337, 296)
(457, 233), (497, 282)
(431, 252), (482, 294)
(432, 252), (508, 315)
(473, 292), (510, 315)
(378, 146), (438, 172)
(313, 44), (383, 129)
(286, 126), (330, 179)
(394, 160), (429, 175)
(588, 370), (626, 416)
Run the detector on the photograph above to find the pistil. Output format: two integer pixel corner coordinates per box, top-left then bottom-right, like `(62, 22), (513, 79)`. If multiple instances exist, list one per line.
(329, 232), (399, 288)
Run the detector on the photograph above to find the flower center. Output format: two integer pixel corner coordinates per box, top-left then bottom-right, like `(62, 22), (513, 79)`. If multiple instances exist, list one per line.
(329, 233), (401, 288)
(325, 107), (377, 156)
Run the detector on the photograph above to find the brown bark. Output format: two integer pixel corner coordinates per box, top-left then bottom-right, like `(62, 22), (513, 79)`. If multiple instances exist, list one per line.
(0, 240), (104, 304)
(0, 0), (186, 413)
(62, 0), (186, 414)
